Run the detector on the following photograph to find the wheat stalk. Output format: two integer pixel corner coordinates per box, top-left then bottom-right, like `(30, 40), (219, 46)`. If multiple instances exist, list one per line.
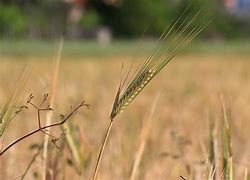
(42, 38), (63, 180)
(220, 94), (233, 180)
(244, 168), (248, 180)
(208, 111), (217, 180)
(93, 9), (211, 180)
(0, 66), (31, 137)
(129, 93), (160, 180)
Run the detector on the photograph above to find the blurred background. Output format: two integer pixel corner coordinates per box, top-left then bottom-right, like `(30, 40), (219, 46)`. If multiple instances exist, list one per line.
(1, 0), (250, 180)
(0, 0), (250, 41)
(0, 0), (250, 57)
(0, 0), (250, 56)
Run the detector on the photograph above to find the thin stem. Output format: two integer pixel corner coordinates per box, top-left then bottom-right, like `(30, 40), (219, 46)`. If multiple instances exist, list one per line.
(20, 145), (42, 180)
(92, 120), (113, 180)
(0, 102), (86, 156)
(37, 109), (57, 139)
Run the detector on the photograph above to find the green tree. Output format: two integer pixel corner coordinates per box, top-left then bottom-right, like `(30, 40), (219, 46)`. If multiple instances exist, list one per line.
(93, 0), (176, 37)
(0, 3), (27, 37)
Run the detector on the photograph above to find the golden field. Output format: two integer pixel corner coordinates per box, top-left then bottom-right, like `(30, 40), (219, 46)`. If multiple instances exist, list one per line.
(0, 51), (250, 179)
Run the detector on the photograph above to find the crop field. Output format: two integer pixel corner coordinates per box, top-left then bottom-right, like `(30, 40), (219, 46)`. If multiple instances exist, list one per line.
(0, 41), (250, 179)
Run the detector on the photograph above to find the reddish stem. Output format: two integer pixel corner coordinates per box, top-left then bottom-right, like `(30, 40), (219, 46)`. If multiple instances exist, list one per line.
(0, 102), (87, 156)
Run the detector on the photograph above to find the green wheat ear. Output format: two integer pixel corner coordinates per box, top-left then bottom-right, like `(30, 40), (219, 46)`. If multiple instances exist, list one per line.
(0, 67), (31, 137)
(93, 9), (212, 180)
(110, 10), (211, 120)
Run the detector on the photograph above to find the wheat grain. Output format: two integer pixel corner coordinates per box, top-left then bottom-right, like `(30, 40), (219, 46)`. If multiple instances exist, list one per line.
(93, 9), (211, 180)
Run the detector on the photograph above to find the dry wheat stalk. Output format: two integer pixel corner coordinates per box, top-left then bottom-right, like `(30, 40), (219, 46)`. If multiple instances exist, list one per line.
(220, 94), (233, 180)
(244, 168), (248, 180)
(129, 93), (160, 180)
(0, 67), (31, 137)
(42, 38), (63, 180)
(93, 9), (211, 180)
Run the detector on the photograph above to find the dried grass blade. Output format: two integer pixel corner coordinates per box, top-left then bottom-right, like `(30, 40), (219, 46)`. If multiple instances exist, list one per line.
(41, 38), (63, 180)
(0, 66), (31, 137)
(220, 94), (233, 180)
(129, 93), (160, 180)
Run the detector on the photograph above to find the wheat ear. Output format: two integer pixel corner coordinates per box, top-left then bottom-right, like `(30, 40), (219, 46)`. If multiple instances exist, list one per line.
(93, 10), (211, 180)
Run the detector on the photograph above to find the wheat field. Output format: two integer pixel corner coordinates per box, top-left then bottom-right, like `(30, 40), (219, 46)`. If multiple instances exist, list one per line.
(0, 50), (250, 179)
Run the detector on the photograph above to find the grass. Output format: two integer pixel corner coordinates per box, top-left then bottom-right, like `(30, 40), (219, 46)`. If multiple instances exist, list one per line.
(0, 53), (250, 179)
(41, 38), (62, 180)
(220, 94), (233, 180)
(129, 93), (160, 180)
(0, 67), (30, 137)
(1, 39), (250, 58)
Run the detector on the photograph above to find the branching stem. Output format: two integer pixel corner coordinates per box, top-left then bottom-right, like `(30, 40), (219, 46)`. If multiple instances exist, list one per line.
(0, 101), (88, 156)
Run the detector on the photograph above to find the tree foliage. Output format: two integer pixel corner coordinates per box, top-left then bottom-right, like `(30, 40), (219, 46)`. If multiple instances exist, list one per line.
(0, 3), (27, 37)
(0, 0), (249, 39)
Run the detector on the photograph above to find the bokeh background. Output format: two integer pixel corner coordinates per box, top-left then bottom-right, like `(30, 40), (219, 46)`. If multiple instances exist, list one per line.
(1, 0), (250, 180)
(0, 0), (250, 40)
